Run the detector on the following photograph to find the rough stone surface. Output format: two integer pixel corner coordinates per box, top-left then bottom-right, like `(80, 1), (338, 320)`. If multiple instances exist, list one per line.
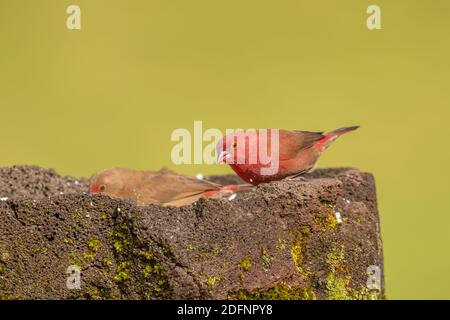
(0, 165), (384, 300)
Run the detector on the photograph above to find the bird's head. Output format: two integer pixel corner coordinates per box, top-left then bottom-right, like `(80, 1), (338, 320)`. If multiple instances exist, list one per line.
(216, 131), (257, 165)
(89, 168), (127, 197)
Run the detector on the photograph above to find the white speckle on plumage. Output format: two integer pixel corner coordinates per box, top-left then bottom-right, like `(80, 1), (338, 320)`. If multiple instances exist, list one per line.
(0, 197), (8, 201)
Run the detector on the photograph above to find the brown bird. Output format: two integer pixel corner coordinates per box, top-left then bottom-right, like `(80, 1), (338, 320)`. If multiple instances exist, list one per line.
(89, 167), (252, 207)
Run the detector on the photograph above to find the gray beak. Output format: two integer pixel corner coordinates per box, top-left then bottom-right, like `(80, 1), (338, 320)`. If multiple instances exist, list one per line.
(216, 150), (231, 164)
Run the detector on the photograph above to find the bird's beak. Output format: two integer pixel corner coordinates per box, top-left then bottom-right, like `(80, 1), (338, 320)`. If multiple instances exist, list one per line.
(216, 151), (231, 164)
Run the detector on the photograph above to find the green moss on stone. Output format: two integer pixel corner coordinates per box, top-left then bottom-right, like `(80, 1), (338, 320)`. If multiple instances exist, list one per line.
(276, 238), (287, 251)
(63, 238), (75, 245)
(325, 245), (351, 299)
(102, 257), (113, 267)
(315, 213), (338, 232)
(142, 263), (164, 278)
(235, 283), (316, 300)
(320, 199), (335, 208)
(143, 265), (153, 279)
(83, 238), (101, 261)
(260, 247), (271, 272)
(136, 249), (153, 261)
(87, 286), (101, 300)
(68, 251), (76, 260)
(67, 251), (83, 267)
(290, 227), (311, 280)
(109, 231), (131, 254)
(207, 275), (221, 289)
(114, 261), (131, 282)
(105, 213), (171, 297)
(87, 239), (101, 252)
(0, 290), (9, 300)
(83, 252), (97, 261)
(324, 245), (378, 300)
(239, 258), (252, 272)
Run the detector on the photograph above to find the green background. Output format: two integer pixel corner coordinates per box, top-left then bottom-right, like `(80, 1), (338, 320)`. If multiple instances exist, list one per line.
(0, 0), (449, 299)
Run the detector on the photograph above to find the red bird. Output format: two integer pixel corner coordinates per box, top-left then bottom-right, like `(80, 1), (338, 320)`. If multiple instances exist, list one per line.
(216, 126), (359, 185)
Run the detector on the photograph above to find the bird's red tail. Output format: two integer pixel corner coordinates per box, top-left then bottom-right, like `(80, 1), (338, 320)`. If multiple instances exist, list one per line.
(318, 126), (359, 148)
(328, 126), (360, 136)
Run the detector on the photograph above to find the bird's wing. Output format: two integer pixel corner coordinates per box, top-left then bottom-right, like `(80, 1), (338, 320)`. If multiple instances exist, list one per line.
(278, 130), (324, 160)
(162, 194), (205, 207)
(137, 173), (222, 204)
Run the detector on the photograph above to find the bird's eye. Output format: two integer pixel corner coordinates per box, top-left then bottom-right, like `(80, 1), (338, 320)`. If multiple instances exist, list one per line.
(99, 185), (106, 192)
(232, 142), (237, 148)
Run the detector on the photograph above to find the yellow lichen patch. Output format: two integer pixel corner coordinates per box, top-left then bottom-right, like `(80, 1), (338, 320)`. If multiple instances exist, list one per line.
(320, 199), (335, 208)
(136, 249), (153, 261)
(212, 244), (221, 255)
(87, 239), (101, 252)
(86, 286), (101, 300)
(143, 265), (153, 279)
(260, 247), (272, 272)
(114, 261), (131, 282)
(352, 286), (381, 300)
(276, 238), (287, 251)
(141, 262), (168, 295)
(207, 275), (221, 289)
(143, 263), (164, 278)
(83, 252), (96, 261)
(67, 251), (83, 267)
(83, 238), (101, 261)
(67, 251), (77, 261)
(315, 213), (339, 232)
(108, 231), (131, 254)
(290, 227), (311, 280)
(325, 245), (349, 299)
(234, 283), (316, 300)
(0, 290), (10, 300)
(324, 245), (374, 300)
(239, 258), (252, 272)
(63, 238), (75, 245)
(102, 257), (113, 267)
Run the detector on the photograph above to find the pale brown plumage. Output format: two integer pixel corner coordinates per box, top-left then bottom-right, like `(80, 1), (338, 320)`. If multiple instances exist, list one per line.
(89, 167), (251, 207)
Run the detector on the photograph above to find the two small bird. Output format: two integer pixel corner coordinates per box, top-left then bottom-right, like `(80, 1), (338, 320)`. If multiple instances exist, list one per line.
(90, 126), (358, 206)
